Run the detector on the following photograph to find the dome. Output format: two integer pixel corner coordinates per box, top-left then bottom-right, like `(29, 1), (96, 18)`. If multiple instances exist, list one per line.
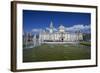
(59, 25), (65, 30)
(59, 25), (65, 32)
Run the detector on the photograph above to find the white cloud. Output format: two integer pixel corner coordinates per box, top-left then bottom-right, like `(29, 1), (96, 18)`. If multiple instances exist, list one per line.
(66, 24), (90, 32)
(46, 27), (50, 31)
(32, 29), (44, 33)
(31, 24), (90, 34)
(46, 27), (57, 32)
(54, 28), (58, 31)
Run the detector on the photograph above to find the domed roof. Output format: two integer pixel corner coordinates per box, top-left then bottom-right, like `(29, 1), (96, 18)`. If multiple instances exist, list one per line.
(59, 25), (65, 33)
(59, 25), (65, 29)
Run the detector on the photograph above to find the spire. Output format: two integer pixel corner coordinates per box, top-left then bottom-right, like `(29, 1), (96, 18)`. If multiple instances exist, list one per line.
(49, 21), (54, 33)
(50, 21), (53, 29)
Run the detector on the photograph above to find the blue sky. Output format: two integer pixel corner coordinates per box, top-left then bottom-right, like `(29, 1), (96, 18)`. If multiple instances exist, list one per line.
(23, 10), (91, 33)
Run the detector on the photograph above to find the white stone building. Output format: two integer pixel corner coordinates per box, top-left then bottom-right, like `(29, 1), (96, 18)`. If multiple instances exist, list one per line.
(23, 21), (83, 48)
(39, 21), (83, 43)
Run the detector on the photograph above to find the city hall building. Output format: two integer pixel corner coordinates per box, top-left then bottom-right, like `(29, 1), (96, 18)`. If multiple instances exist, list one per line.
(39, 22), (83, 42)
(23, 21), (83, 48)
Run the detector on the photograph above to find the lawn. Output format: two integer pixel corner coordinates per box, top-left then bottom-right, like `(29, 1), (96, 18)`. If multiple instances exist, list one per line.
(23, 44), (91, 62)
(80, 41), (91, 46)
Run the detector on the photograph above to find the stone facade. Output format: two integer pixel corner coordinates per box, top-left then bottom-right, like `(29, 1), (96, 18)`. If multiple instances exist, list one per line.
(23, 22), (83, 49)
(39, 22), (83, 42)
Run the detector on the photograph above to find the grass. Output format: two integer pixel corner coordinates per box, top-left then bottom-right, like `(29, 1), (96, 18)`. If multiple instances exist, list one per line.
(80, 41), (91, 46)
(23, 43), (91, 62)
